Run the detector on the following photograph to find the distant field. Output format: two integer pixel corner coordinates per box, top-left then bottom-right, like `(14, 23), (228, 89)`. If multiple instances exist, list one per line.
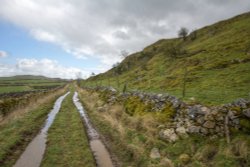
(0, 75), (68, 94)
(0, 86), (32, 94)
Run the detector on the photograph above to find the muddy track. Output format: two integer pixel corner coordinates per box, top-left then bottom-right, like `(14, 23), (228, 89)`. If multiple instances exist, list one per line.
(13, 91), (115, 167)
(13, 92), (70, 167)
(73, 92), (114, 167)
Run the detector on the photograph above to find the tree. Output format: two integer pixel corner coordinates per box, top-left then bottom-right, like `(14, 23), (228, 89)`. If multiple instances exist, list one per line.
(76, 72), (82, 86)
(121, 50), (129, 58)
(178, 27), (189, 41)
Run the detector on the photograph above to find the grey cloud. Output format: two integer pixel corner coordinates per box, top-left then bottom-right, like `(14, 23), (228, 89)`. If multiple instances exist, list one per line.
(113, 30), (130, 40)
(0, 0), (249, 69)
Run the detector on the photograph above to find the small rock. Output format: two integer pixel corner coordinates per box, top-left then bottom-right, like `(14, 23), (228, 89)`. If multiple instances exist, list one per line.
(150, 148), (161, 159)
(228, 110), (238, 120)
(204, 114), (214, 121)
(176, 127), (187, 137)
(200, 127), (208, 135)
(157, 94), (163, 98)
(160, 157), (174, 167)
(188, 126), (200, 133)
(109, 87), (117, 92)
(159, 128), (179, 142)
(185, 119), (192, 127)
(233, 98), (247, 108)
(215, 126), (221, 133)
(189, 97), (195, 101)
(215, 115), (224, 121)
(232, 118), (240, 125)
(179, 153), (190, 164)
(203, 121), (215, 129)
(209, 135), (218, 140)
(176, 121), (184, 128)
(197, 117), (205, 124)
(200, 107), (211, 115)
(243, 108), (250, 118)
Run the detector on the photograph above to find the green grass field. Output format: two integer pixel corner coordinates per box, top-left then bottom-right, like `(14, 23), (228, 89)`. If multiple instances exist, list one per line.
(0, 75), (67, 93)
(0, 86), (33, 93)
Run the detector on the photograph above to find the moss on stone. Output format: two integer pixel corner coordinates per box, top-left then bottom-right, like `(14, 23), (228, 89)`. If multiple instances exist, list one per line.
(240, 118), (250, 131)
(124, 96), (153, 116)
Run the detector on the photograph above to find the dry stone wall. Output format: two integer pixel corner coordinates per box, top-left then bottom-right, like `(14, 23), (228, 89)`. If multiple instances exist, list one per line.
(85, 86), (250, 143)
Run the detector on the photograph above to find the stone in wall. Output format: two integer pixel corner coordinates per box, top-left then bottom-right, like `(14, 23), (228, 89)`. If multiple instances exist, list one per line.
(86, 86), (250, 140)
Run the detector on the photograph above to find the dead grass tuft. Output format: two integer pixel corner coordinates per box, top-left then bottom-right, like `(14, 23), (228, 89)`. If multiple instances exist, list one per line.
(230, 138), (249, 163)
(195, 144), (218, 162)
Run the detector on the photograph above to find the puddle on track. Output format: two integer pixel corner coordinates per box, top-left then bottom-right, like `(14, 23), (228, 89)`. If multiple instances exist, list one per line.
(13, 92), (70, 167)
(73, 92), (114, 167)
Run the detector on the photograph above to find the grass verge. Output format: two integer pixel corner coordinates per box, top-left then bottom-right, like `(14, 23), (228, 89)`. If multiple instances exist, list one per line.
(0, 93), (63, 167)
(77, 87), (250, 167)
(41, 91), (95, 167)
(77, 88), (160, 167)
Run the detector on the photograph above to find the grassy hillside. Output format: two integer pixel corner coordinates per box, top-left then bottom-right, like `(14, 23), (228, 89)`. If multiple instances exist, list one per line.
(82, 12), (250, 105)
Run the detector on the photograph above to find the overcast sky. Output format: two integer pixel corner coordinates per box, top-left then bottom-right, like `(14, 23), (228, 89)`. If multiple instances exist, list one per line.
(0, 0), (249, 79)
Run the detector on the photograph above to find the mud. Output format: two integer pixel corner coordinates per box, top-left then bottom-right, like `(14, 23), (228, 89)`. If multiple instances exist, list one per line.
(13, 92), (70, 167)
(73, 92), (114, 167)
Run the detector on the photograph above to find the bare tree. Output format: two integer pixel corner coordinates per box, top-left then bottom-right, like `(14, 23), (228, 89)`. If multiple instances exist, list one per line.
(76, 72), (82, 80)
(178, 27), (189, 41)
(76, 72), (82, 86)
(112, 62), (120, 68)
(121, 50), (129, 58)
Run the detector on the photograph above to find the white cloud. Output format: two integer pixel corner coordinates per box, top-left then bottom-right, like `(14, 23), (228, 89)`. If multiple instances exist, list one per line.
(0, 51), (8, 58)
(0, 58), (89, 79)
(0, 0), (249, 72)
(31, 29), (58, 43)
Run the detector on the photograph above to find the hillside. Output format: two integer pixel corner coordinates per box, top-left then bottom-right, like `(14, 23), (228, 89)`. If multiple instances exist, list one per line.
(82, 12), (250, 105)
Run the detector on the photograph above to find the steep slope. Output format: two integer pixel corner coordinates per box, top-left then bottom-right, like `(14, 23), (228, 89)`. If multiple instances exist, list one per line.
(82, 12), (250, 105)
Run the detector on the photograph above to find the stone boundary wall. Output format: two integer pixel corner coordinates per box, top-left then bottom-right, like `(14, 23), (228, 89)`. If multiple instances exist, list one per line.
(84, 86), (250, 142)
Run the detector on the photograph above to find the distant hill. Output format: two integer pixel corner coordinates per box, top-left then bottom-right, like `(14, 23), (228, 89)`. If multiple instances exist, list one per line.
(82, 12), (250, 105)
(0, 75), (64, 81)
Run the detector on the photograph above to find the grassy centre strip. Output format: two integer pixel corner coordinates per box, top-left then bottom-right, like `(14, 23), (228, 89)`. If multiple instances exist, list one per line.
(41, 92), (96, 167)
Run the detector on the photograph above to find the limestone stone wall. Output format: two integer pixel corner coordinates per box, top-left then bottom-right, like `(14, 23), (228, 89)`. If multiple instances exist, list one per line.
(85, 86), (250, 142)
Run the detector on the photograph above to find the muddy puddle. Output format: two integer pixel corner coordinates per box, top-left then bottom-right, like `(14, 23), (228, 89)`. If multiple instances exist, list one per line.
(73, 92), (114, 167)
(13, 92), (70, 167)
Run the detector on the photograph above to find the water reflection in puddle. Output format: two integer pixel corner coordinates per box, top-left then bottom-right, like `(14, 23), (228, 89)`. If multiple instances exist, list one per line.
(73, 92), (114, 167)
(13, 92), (70, 167)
